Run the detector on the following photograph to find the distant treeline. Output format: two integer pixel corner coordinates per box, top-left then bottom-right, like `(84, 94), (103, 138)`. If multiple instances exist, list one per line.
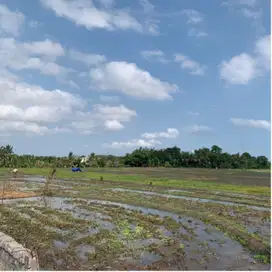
(0, 144), (270, 169)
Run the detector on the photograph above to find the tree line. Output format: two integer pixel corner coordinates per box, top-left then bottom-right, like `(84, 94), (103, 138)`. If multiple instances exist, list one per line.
(0, 144), (270, 169)
(123, 146), (270, 169)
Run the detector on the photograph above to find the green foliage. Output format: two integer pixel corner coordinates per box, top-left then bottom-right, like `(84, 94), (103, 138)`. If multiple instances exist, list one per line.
(123, 145), (270, 169)
(254, 253), (270, 264)
(0, 144), (270, 170)
(68, 151), (74, 160)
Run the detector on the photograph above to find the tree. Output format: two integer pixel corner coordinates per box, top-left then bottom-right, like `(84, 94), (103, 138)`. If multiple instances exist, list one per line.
(211, 145), (222, 154)
(0, 144), (270, 170)
(240, 152), (252, 169)
(97, 158), (106, 168)
(219, 152), (232, 169)
(0, 145), (13, 155)
(68, 152), (74, 160)
(256, 156), (270, 169)
(194, 147), (211, 168)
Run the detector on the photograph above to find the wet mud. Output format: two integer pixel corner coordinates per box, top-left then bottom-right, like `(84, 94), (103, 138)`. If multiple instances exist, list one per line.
(2, 196), (270, 270)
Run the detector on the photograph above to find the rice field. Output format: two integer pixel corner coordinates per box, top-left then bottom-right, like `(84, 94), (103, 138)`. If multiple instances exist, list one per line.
(0, 167), (270, 270)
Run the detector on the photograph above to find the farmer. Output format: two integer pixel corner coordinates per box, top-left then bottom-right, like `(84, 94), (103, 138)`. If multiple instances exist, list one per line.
(11, 168), (18, 178)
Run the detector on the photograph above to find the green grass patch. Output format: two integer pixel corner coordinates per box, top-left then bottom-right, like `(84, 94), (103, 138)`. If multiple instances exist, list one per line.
(2, 167), (269, 196)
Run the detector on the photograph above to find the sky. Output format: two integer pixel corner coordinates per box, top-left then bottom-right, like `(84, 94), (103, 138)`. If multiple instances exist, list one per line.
(0, 0), (271, 157)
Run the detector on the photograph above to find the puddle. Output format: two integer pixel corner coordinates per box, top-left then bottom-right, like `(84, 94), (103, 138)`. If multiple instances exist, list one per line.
(110, 188), (270, 211)
(97, 219), (115, 230)
(12, 176), (46, 183)
(75, 227), (100, 239)
(156, 225), (173, 237)
(12, 176), (79, 188)
(3, 196), (270, 270)
(46, 226), (70, 235)
(81, 199), (270, 270)
(140, 251), (161, 266)
(244, 219), (271, 242)
(227, 211), (271, 243)
(168, 189), (270, 200)
(75, 244), (95, 261)
(51, 184), (74, 189)
(53, 240), (69, 249)
(119, 251), (161, 267)
(20, 187), (41, 192)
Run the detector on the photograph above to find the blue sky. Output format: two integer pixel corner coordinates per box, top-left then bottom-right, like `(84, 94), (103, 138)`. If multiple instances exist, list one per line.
(0, 0), (270, 157)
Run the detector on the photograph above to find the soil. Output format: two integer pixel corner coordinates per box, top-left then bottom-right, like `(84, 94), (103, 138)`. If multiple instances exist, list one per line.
(1, 190), (39, 199)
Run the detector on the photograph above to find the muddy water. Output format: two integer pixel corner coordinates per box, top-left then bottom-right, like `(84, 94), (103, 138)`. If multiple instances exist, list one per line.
(110, 188), (270, 211)
(11, 175), (81, 194)
(168, 189), (270, 201)
(11, 176), (46, 183)
(3, 196), (270, 270)
(227, 211), (271, 243)
(75, 244), (95, 261)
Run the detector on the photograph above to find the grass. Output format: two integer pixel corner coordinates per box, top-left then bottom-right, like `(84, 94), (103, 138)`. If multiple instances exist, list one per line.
(1, 167), (269, 196)
(246, 169), (271, 173)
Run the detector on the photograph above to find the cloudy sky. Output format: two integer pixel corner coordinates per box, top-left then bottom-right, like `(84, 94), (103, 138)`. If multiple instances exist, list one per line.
(0, 0), (270, 157)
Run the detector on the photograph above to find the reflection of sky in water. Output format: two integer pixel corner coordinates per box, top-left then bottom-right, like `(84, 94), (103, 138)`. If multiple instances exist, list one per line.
(3, 196), (270, 270)
(110, 188), (270, 211)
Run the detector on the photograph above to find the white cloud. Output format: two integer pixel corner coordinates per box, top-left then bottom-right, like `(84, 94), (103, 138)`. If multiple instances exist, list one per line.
(97, 0), (115, 9)
(104, 120), (124, 131)
(188, 111), (200, 116)
(23, 39), (65, 58)
(182, 9), (204, 24)
(90, 61), (179, 100)
(220, 53), (256, 84)
(222, 0), (257, 7)
(0, 78), (84, 124)
(103, 138), (161, 149)
(138, 1), (159, 35)
(220, 35), (270, 84)
(70, 104), (137, 135)
(255, 35), (271, 70)
(230, 118), (271, 131)
(174, 54), (207, 76)
(0, 79), (84, 110)
(91, 104), (136, 122)
(0, 104), (71, 123)
(139, 0), (154, 13)
(0, 37), (71, 80)
(181, 9), (207, 38)
(69, 49), (106, 66)
(144, 19), (160, 36)
(0, 77), (136, 135)
(241, 8), (261, 19)
(67, 80), (80, 89)
(142, 128), (179, 139)
(183, 125), (212, 134)
(100, 95), (120, 102)
(0, 120), (50, 135)
(141, 50), (168, 63)
(0, 4), (25, 36)
(222, 0), (264, 35)
(41, 0), (143, 32)
(26, 59), (73, 77)
(28, 20), (44, 29)
(188, 28), (208, 38)
(0, 120), (72, 136)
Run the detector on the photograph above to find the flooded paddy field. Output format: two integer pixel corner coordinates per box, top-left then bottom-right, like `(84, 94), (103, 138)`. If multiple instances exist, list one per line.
(0, 168), (270, 270)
